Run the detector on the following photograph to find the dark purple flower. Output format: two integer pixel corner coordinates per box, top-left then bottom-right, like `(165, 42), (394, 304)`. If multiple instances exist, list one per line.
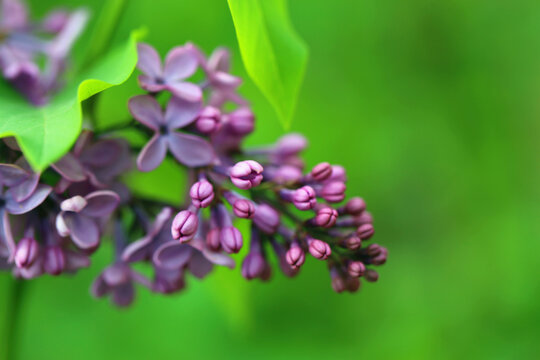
(129, 95), (214, 171)
(136, 43), (202, 101)
(229, 160), (263, 189)
(56, 190), (119, 250)
(43, 246), (65, 275)
(364, 269), (379, 283)
(0, 162), (39, 202)
(343, 235), (362, 250)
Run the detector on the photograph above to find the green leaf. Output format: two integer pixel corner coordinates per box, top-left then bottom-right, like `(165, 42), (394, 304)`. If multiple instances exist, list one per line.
(0, 29), (143, 172)
(227, 0), (308, 129)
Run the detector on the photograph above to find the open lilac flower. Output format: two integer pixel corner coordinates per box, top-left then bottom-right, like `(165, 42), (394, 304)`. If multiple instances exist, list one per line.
(56, 191), (119, 250)
(136, 43), (202, 102)
(129, 95), (214, 171)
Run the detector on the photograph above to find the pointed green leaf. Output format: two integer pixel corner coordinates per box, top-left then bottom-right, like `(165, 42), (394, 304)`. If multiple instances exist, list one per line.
(0, 29), (143, 172)
(227, 0), (308, 129)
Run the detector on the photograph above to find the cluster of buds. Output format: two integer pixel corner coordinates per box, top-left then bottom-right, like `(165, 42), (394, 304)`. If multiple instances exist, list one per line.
(0, 0), (387, 308)
(0, 0), (88, 105)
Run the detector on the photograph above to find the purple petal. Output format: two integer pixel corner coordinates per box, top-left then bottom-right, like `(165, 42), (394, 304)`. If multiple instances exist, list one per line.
(137, 135), (167, 172)
(153, 241), (192, 270)
(208, 47), (231, 73)
(201, 248), (235, 269)
(213, 71), (242, 87)
(52, 153), (86, 182)
(5, 184), (51, 215)
(188, 251), (213, 279)
(63, 213), (99, 250)
(82, 190), (119, 218)
(138, 75), (167, 93)
(91, 275), (110, 297)
(165, 96), (202, 130)
(0, 210), (15, 258)
(112, 282), (135, 307)
(121, 235), (153, 263)
(136, 43), (163, 78)
(166, 82), (202, 102)
(80, 139), (125, 167)
(166, 132), (214, 167)
(64, 250), (90, 271)
(128, 95), (165, 130)
(8, 173), (39, 202)
(0, 164), (28, 186)
(163, 46), (198, 81)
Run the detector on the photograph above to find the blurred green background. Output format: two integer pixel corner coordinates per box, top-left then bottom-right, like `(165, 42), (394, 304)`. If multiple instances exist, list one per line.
(1, 0), (540, 359)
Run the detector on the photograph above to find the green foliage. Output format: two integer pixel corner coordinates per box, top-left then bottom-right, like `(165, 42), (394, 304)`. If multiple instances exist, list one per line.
(227, 0), (308, 129)
(0, 29), (142, 172)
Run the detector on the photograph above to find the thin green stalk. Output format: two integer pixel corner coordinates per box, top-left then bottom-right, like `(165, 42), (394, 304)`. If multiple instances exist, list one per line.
(5, 279), (27, 360)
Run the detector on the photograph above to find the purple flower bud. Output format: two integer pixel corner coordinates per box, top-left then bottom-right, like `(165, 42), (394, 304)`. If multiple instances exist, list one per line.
(330, 269), (346, 293)
(357, 223), (374, 240)
(344, 197), (366, 215)
(321, 181), (346, 203)
(241, 253), (266, 280)
(14, 237), (39, 269)
(253, 203), (280, 234)
(60, 195), (87, 212)
(365, 269), (379, 282)
(206, 228), (221, 251)
(315, 207), (338, 228)
(195, 106), (221, 134)
(366, 244), (383, 257)
(307, 238), (331, 260)
(354, 211), (373, 225)
(346, 277), (361, 293)
(228, 108), (254, 135)
(233, 199), (255, 219)
(275, 134), (307, 157)
(189, 180), (214, 208)
(285, 242), (305, 269)
(230, 160), (263, 189)
(171, 210), (198, 242)
(325, 165), (346, 183)
(344, 235), (362, 250)
(347, 261), (366, 277)
(44, 246), (65, 276)
(311, 162), (332, 182)
(371, 247), (388, 265)
(272, 165), (302, 184)
(220, 226), (243, 253)
(292, 186), (316, 210)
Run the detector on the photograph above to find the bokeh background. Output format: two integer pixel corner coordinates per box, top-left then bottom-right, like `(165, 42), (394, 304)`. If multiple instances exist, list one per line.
(1, 0), (540, 359)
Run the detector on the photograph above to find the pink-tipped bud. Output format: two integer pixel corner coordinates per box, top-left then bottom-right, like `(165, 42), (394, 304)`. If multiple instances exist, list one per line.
(366, 244), (383, 257)
(253, 204), (280, 234)
(241, 253), (266, 280)
(354, 212), (373, 225)
(206, 228), (221, 251)
(308, 238), (331, 260)
(315, 207), (338, 227)
(365, 269), (379, 282)
(345, 235), (362, 250)
(44, 246), (65, 276)
(233, 199), (255, 219)
(189, 180), (214, 208)
(311, 162), (332, 181)
(292, 186), (316, 210)
(347, 261), (366, 277)
(14, 237), (40, 269)
(275, 133), (307, 157)
(228, 108), (254, 135)
(345, 197), (366, 215)
(171, 210), (198, 242)
(325, 165), (346, 183)
(230, 160), (264, 189)
(371, 247), (388, 265)
(220, 226), (243, 253)
(321, 181), (346, 203)
(330, 270), (346, 293)
(285, 243), (305, 269)
(357, 223), (375, 240)
(195, 106), (221, 134)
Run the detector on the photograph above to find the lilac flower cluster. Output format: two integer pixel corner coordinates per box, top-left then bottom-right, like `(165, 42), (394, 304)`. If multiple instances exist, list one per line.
(0, 0), (87, 105)
(0, 15), (387, 305)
